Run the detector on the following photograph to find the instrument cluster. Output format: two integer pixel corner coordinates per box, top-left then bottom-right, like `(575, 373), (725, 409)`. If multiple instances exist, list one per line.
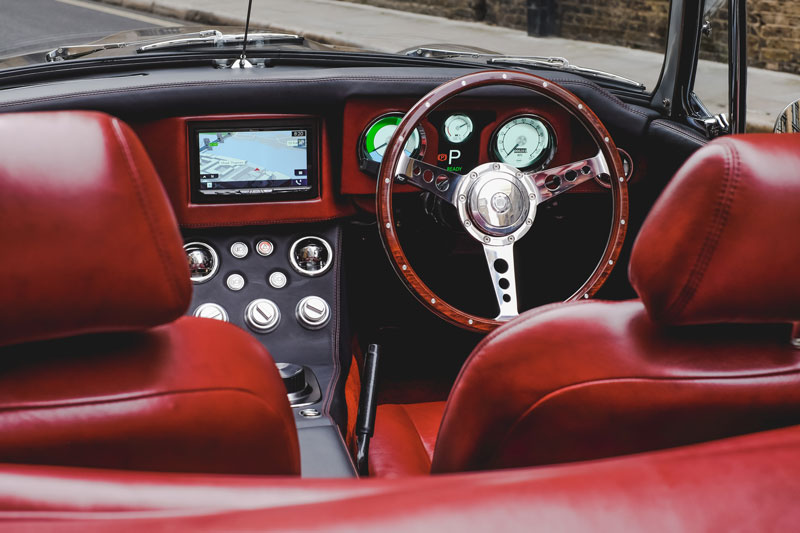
(356, 109), (557, 176)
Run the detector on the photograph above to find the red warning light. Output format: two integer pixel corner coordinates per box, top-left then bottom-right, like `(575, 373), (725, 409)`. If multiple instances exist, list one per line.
(437, 153), (447, 161)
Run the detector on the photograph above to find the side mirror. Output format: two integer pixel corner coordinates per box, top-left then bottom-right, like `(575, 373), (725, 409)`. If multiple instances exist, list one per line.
(774, 100), (800, 133)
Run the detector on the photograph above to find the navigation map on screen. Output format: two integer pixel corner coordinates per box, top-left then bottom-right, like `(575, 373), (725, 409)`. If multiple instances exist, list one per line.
(197, 129), (309, 195)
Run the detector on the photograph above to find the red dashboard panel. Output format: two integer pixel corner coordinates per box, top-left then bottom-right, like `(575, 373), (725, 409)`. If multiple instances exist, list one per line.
(131, 103), (619, 228)
(341, 97), (600, 196)
(133, 115), (355, 228)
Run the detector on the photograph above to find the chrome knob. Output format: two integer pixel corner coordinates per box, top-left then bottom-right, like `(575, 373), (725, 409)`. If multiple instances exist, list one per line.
(226, 273), (245, 291)
(245, 299), (281, 333)
(193, 302), (229, 322)
(289, 236), (333, 276)
(268, 271), (287, 289)
(230, 241), (249, 258)
(184, 242), (219, 283)
(296, 296), (330, 330)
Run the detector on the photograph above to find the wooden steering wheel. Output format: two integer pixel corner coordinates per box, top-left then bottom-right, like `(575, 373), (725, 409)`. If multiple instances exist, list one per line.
(377, 70), (628, 333)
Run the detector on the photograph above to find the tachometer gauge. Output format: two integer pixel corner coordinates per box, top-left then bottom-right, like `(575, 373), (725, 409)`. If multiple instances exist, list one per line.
(443, 113), (473, 143)
(492, 115), (555, 170)
(361, 113), (426, 164)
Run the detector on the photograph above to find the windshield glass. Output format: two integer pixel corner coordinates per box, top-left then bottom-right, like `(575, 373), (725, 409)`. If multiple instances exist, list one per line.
(0, 0), (669, 88)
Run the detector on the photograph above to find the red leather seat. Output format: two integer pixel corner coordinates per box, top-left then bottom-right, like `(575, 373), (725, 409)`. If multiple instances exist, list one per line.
(1, 423), (800, 530)
(370, 402), (445, 477)
(370, 133), (800, 476)
(0, 111), (300, 475)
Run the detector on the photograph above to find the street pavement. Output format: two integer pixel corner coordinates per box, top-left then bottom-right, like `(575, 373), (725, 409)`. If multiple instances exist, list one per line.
(5, 0), (798, 130)
(0, 0), (183, 56)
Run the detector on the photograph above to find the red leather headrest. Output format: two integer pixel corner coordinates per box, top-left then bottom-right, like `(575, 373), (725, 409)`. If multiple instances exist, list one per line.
(630, 134), (800, 325)
(0, 111), (191, 347)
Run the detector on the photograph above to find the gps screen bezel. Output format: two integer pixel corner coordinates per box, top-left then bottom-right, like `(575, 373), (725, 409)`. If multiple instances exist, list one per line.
(188, 119), (319, 204)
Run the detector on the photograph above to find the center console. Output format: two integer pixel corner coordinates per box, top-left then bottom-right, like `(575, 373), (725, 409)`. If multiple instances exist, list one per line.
(183, 224), (354, 477)
(143, 113), (357, 477)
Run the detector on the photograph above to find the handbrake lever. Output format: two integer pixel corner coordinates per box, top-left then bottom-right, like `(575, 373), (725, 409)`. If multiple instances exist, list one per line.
(355, 344), (380, 476)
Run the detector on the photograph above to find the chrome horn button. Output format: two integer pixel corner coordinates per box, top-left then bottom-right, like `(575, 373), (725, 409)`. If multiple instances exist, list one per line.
(470, 176), (528, 236)
(455, 162), (539, 245)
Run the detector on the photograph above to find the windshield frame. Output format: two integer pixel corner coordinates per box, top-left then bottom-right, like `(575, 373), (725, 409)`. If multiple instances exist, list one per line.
(0, 0), (712, 108)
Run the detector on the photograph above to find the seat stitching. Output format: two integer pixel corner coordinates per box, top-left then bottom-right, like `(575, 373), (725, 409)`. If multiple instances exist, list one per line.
(399, 405), (434, 468)
(0, 386), (278, 412)
(547, 78), (651, 119)
(432, 299), (606, 465)
(110, 118), (183, 311)
(666, 141), (740, 318)
(0, 387), (300, 471)
(490, 368), (800, 466)
(179, 214), (351, 228)
(651, 120), (709, 145)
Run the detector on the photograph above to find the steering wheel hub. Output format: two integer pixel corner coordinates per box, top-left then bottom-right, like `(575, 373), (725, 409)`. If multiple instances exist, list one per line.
(457, 162), (538, 244)
(490, 192), (511, 213)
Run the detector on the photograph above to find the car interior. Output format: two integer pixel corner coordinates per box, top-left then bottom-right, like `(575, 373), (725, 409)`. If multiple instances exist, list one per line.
(0, 12), (800, 527)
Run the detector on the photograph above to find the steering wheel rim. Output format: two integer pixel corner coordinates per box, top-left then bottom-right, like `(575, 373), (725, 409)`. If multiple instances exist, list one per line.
(377, 70), (628, 333)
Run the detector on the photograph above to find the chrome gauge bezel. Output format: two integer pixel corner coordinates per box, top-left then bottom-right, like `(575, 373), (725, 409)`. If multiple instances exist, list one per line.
(288, 236), (334, 277)
(358, 112), (427, 165)
(490, 114), (557, 171)
(183, 241), (219, 284)
(443, 113), (474, 144)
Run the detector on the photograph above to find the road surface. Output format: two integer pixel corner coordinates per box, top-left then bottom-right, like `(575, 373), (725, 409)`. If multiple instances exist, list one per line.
(0, 0), (183, 56)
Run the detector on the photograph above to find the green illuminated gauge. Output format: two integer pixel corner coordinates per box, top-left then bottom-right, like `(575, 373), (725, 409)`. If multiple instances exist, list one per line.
(443, 113), (473, 143)
(361, 114), (426, 164)
(492, 115), (555, 170)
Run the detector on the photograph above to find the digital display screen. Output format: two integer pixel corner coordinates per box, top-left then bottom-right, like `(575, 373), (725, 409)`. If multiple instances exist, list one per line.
(195, 128), (310, 197)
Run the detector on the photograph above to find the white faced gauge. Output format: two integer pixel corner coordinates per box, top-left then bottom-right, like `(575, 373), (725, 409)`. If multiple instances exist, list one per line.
(493, 116), (554, 170)
(443, 113), (474, 144)
(444, 113), (474, 144)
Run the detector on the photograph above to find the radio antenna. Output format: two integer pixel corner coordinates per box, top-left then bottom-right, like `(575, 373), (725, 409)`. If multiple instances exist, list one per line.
(236, 0), (254, 68)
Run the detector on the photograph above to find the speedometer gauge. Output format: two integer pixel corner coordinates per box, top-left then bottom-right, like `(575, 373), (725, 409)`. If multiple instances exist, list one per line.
(361, 113), (426, 164)
(492, 115), (555, 170)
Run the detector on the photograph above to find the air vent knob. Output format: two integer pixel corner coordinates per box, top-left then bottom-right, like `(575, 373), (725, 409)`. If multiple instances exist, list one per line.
(296, 296), (331, 330)
(245, 299), (281, 333)
(193, 303), (229, 322)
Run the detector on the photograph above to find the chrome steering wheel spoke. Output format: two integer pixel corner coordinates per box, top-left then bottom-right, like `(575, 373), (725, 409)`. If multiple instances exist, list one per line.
(483, 243), (519, 321)
(526, 150), (610, 203)
(394, 153), (464, 205)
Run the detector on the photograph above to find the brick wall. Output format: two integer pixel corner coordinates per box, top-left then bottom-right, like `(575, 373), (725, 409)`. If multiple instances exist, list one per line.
(745, 0), (800, 73)
(339, 0), (800, 75)
(484, 0), (526, 29)
(343, 0), (485, 22)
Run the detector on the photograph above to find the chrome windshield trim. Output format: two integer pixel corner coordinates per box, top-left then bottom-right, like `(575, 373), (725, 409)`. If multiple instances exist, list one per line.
(137, 31), (303, 52)
(46, 30), (221, 62)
